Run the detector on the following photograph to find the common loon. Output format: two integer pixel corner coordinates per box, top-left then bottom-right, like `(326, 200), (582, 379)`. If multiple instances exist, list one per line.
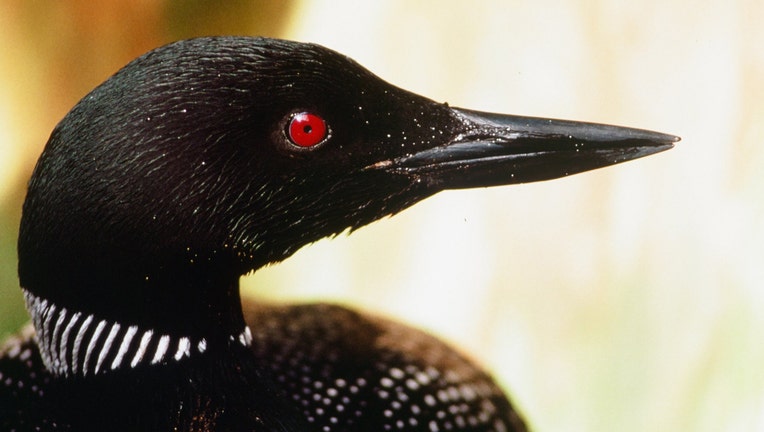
(0, 36), (676, 431)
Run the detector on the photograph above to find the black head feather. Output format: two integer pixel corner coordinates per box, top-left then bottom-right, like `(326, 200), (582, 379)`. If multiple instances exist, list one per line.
(18, 37), (458, 336)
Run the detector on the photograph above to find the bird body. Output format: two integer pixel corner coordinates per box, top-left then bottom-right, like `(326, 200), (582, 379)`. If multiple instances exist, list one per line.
(0, 37), (676, 431)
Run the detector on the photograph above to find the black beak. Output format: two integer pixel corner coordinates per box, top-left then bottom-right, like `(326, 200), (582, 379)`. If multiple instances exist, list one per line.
(386, 107), (678, 190)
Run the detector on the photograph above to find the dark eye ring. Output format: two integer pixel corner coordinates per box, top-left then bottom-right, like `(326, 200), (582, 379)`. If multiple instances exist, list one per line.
(286, 112), (328, 148)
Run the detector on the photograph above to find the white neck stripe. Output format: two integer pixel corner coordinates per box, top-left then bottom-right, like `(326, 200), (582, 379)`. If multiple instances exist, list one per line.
(95, 322), (121, 374)
(22, 289), (251, 377)
(112, 325), (138, 371)
(83, 319), (107, 376)
(51, 307), (67, 369)
(152, 335), (170, 365)
(72, 314), (93, 375)
(59, 311), (81, 369)
(131, 329), (153, 368)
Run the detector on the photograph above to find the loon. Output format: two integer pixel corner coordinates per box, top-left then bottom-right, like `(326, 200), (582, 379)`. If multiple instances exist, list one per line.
(0, 37), (676, 431)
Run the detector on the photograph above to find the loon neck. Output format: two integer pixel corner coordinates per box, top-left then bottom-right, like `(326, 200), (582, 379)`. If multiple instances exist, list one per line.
(22, 289), (253, 378)
(20, 265), (254, 377)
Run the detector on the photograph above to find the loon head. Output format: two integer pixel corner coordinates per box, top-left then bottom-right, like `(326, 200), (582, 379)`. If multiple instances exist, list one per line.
(17, 37), (676, 376)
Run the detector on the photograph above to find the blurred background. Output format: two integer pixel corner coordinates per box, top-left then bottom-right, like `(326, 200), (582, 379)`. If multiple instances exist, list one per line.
(1, 1), (762, 430)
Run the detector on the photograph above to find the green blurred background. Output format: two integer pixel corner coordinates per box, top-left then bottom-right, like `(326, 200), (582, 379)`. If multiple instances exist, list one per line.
(1, 1), (762, 431)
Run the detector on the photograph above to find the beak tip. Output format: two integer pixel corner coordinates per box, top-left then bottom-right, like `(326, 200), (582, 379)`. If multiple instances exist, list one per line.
(653, 133), (680, 151)
(662, 133), (681, 144)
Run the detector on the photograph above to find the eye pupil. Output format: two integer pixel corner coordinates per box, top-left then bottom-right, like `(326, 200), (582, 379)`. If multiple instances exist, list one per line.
(288, 112), (327, 148)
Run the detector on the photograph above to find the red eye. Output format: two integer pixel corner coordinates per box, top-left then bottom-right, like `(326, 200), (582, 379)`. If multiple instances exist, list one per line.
(287, 112), (328, 148)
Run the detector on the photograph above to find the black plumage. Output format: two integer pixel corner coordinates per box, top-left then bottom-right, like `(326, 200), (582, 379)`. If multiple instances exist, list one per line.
(0, 37), (676, 431)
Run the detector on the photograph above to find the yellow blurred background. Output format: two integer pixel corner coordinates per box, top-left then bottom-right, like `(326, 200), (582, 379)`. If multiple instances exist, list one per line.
(1, 1), (762, 431)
